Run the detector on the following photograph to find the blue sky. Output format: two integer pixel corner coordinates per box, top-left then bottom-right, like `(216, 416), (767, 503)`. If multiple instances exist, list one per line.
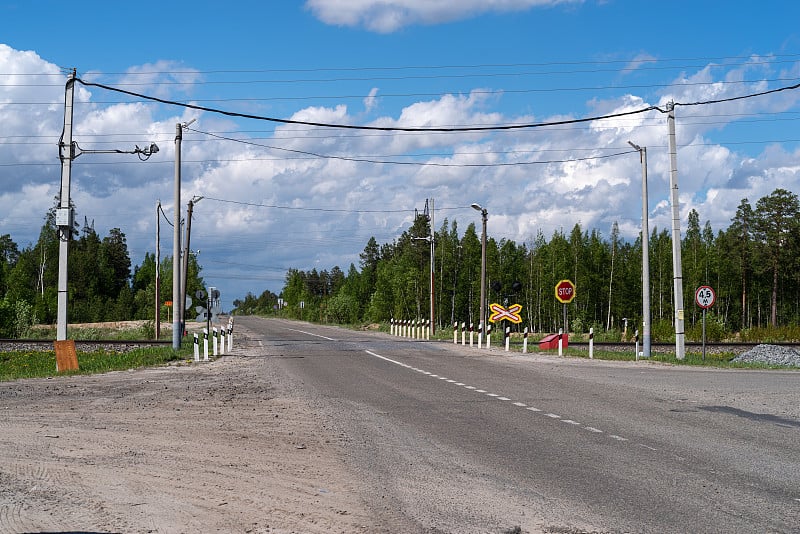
(2, 0), (800, 311)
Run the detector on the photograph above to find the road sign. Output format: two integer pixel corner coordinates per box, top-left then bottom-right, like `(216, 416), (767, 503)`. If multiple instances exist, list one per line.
(695, 285), (716, 309)
(489, 303), (523, 324)
(555, 279), (576, 304)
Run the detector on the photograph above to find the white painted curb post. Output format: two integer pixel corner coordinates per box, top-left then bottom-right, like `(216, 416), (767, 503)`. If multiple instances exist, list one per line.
(487, 324), (492, 349)
(469, 323), (474, 347)
(453, 322), (457, 344)
(212, 327), (218, 356)
(589, 327), (594, 359)
(523, 327), (528, 353)
(558, 328), (563, 357)
(478, 322), (483, 349)
(504, 326), (510, 352)
(461, 322), (466, 346)
(193, 333), (199, 361)
(203, 328), (209, 361)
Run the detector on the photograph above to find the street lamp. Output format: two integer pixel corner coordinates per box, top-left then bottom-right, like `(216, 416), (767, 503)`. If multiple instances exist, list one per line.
(471, 203), (488, 345)
(628, 141), (651, 358)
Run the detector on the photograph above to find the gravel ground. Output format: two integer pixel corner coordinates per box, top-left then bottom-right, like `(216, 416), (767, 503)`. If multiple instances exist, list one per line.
(732, 344), (800, 367)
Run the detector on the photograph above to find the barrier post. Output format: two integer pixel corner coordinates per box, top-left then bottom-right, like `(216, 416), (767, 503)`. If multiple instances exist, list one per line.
(426, 319), (430, 341)
(487, 324), (492, 349)
(505, 326), (510, 352)
(461, 322), (466, 345)
(219, 329), (225, 355)
(193, 333), (199, 361)
(453, 322), (458, 344)
(203, 328), (209, 361)
(558, 328), (563, 357)
(469, 323), (474, 347)
(589, 327), (594, 359)
(478, 322), (483, 349)
(523, 327), (528, 353)
(213, 327), (218, 356)
(635, 329), (640, 361)
(227, 325), (233, 351)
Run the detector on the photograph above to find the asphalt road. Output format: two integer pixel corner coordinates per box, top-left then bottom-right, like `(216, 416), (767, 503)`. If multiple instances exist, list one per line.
(236, 316), (800, 533)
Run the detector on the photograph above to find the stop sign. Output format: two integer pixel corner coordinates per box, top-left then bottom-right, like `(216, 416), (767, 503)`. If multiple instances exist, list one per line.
(555, 279), (576, 304)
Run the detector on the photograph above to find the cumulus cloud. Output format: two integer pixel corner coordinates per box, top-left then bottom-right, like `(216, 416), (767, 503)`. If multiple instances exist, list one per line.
(2, 42), (799, 304)
(304, 0), (581, 32)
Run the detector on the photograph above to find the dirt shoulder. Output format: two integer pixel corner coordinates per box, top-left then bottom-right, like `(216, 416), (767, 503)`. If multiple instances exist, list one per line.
(0, 326), (376, 534)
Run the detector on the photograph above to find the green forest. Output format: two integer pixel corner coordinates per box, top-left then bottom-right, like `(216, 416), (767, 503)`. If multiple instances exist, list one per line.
(235, 188), (800, 342)
(0, 201), (204, 338)
(2, 188), (799, 341)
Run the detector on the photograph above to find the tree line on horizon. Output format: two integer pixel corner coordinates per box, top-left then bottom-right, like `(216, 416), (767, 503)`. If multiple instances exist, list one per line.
(0, 199), (205, 338)
(234, 188), (800, 341)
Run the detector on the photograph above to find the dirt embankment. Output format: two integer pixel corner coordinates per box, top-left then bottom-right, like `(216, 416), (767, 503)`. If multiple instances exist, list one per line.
(0, 331), (377, 533)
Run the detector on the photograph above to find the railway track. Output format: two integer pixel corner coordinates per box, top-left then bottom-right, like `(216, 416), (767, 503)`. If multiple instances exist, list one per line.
(543, 340), (800, 355)
(0, 338), (171, 353)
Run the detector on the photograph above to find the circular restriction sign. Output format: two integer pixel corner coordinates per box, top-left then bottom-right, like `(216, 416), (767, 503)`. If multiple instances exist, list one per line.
(555, 279), (576, 304)
(695, 285), (716, 309)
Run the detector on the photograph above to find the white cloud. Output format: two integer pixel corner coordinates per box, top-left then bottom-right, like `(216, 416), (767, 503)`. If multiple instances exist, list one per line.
(305, 0), (581, 32)
(1, 42), (799, 305)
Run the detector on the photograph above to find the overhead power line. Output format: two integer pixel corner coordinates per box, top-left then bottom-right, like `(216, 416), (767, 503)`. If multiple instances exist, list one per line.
(75, 78), (800, 134)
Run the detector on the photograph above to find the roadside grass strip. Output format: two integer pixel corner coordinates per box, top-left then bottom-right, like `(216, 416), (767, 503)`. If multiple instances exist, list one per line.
(364, 349), (631, 446)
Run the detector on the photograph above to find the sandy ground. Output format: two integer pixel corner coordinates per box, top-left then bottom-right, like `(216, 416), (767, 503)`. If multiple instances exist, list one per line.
(0, 327), (378, 534)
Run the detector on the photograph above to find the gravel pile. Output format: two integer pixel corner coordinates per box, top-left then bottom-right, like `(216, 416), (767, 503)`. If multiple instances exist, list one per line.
(732, 344), (800, 367)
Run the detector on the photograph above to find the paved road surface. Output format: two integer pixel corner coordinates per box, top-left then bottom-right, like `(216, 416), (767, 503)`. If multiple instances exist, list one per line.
(237, 316), (800, 533)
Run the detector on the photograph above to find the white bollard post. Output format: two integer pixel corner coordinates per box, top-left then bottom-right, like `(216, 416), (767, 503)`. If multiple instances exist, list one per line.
(523, 327), (528, 353)
(635, 328), (640, 361)
(558, 328), (563, 357)
(487, 324), (492, 349)
(193, 333), (199, 361)
(213, 327), (218, 356)
(478, 322), (483, 349)
(505, 326), (510, 352)
(453, 322), (458, 344)
(219, 329), (226, 355)
(461, 322), (466, 346)
(589, 327), (594, 359)
(426, 319), (430, 341)
(469, 323), (474, 347)
(228, 325), (233, 351)
(203, 328), (209, 361)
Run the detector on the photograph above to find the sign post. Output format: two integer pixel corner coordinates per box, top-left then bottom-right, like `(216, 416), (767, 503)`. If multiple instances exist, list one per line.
(695, 285), (716, 360)
(555, 280), (576, 338)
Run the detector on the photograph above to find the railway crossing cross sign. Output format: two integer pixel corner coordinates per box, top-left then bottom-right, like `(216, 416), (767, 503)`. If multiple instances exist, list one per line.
(489, 303), (523, 324)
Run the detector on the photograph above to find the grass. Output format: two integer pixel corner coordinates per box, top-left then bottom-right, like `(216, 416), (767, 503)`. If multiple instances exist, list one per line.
(0, 340), (194, 382)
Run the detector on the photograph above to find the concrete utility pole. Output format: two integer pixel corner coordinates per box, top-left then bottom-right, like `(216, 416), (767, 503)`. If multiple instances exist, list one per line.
(155, 200), (161, 339)
(181, 196), (203, 338)
(173, 123), (182, 350)
(56, 69), (76, 341)
(666, 101), (686, 360)
(429, 198), (435, 335)
(629, 141), (651, 358)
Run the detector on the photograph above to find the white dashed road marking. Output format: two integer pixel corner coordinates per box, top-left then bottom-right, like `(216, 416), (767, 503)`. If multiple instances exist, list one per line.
(364, 349), (630, 445)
